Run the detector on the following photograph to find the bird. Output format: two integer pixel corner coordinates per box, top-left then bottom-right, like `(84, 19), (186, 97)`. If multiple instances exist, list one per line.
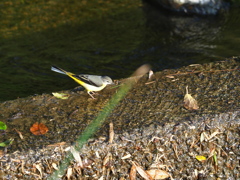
(51, 65), (113, 99)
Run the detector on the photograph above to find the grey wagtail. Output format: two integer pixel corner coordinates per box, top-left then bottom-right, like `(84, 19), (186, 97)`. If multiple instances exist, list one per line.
(51, 66), (113, 99)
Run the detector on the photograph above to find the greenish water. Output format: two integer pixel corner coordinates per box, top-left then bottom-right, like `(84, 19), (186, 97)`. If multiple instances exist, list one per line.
(0, 0), (239, 101)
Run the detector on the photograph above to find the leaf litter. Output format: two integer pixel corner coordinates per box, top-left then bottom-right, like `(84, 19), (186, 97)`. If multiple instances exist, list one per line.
(0, 59), (239, 179)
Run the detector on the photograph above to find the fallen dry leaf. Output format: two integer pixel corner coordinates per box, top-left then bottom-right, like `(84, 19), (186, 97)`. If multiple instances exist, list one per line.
(131, 161), (153, 180)
(81, 158), (93, 168)
(145, 81), (155, 85)
(21, 160), (25, 174)
(146, 169), (170, 179)
(70, 146), (83, 167)
(165, 75), (175, 79)
(103, 152), (112, 167)
(52, 92), (69, 99)
(0, 150), (4, 157)
(109, 122), (114, 143)
(14, 128), (24, 139)
(47, 142), (66, 147)
(30, 122), (49, 135)
(195, 155), (207, 162)
(209, 130), (222, 140)
(200, 132), (205, 142)
(121, 153), (132, 160)
(52, 163), (58, 170)
(66, 167), (73, 180)
(130, 165), (137, 180)
(34, 164), (42, 178)
(98, 176), (104, 180)
(149, 70), (154, 79)
(189, 64), (201, 67)
(184, 86), (199, 110)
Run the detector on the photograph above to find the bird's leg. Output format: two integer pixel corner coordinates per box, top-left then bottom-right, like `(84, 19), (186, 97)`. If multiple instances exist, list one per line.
(88, 91), (96, 99)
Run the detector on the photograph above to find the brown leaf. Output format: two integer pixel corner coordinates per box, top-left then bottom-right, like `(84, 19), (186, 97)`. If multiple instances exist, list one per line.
(146, 169), (170, 179)
(14, 128), (24, 139)
(47, 142), (66, 147)
(131, 161), (153, 180)
(103, 152), (112, 167)
(30, 122), (49, 135)
(165, 75), (175, 79)
(130, 165), (137, 180)
(145, 81), (155, 85)
(184, 86), (199, 110)
(34, 164), (42, 178)
(109, 122), (114, 143)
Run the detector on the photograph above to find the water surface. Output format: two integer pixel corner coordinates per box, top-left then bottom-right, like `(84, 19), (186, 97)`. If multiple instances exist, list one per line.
(0, 0), (239, 101)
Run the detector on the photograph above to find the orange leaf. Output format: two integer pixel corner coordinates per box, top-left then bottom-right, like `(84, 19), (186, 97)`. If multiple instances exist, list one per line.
(130, 165), (137, 180)
(30, 122), (49, 135)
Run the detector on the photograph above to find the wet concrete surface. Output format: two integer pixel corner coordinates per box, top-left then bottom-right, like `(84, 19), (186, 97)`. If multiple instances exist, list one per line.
(0, 57), (239, 179)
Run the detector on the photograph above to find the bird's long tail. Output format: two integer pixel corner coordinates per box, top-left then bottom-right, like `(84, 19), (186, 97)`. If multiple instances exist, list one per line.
(51, 66), (73, 75)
